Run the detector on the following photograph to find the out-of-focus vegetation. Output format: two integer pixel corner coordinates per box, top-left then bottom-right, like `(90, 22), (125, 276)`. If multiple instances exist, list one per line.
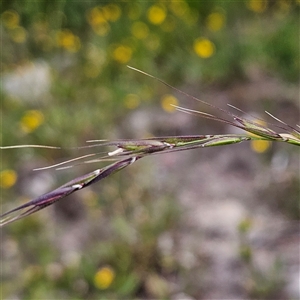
(1, 1), (299, 299)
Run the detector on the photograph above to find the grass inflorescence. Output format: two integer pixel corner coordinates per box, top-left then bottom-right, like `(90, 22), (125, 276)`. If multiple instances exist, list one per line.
(1, 67), (299, 226)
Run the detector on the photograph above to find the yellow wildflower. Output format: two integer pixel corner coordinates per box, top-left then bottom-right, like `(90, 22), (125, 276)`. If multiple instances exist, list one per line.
(250, 139), (271, 153)
(93, 22), (110, 36)
(20, 110), (44, 133)
(2, 10), (20, 29)
(193, 38), (215, 58)
(0, 170), (17, 189)
(206, 12), (225, 32)
(246, 0), (267, 13)
(87, 6), (106, 26)
(94, 266), (115, 289)
(147, 4), (167, 25)
(56, 29), (81, 52)
(112, 45), (132, 64)
(248, 119), (272, 153)
(131, 21), (149, 39)
(161, 94), (178, 113)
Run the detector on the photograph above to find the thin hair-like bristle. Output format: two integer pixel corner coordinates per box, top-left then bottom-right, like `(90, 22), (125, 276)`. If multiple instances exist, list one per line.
(0, 144), (60, 149)
(127, 65), (240, 120)
(265, 111), (300, 135)
(33, 153), (98, 171)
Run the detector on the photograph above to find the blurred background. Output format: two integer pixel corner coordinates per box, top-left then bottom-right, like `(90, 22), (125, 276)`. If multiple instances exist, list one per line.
(1, 1), (299, 299)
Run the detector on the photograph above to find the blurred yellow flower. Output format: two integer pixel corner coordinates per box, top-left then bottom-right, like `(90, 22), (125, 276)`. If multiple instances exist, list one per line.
(9, 26), (27, 43)
(87, 4), (120, 34)
(193, 38), (215, 58)
(124, 93), (140, 109)
(161, 94), (178, 113)
(112, 45), (132, 63)
(0, 170), (17, 189)
(20, 110), (44, 133)
(246, 0), (267, 13)
(2, 10), (20, 29)
(147, 4), (167, 25)
(94, 266), (115, 289)
(248, 119), (272, 153)
(56, 29), (81, 52)
(93, 22), (110, 36)
(206, 12), (225, 31)
(131, 21), (149, 39)
(102, 4), (121, 21)
(87, 6), (106, 26)
(250, 139), (271, 153)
